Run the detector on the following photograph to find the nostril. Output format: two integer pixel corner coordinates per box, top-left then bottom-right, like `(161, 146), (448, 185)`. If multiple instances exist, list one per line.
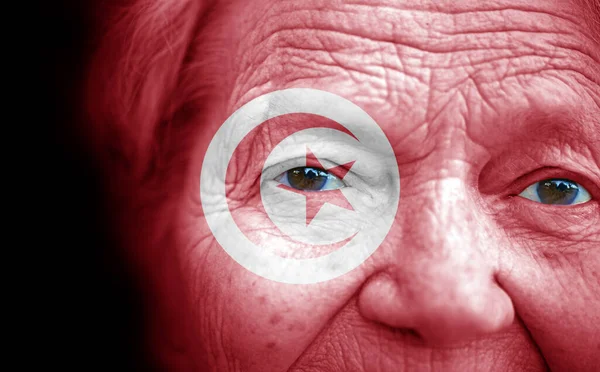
(391, 328), (423, 342)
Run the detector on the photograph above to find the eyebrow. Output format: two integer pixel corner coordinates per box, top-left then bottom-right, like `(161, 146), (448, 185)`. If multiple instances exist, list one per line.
(478, 107), (600, 191)
(513, 109), (600, 148)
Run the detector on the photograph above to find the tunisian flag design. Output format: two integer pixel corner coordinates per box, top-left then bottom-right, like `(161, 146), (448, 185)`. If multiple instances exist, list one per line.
(200, 88), (400, 284)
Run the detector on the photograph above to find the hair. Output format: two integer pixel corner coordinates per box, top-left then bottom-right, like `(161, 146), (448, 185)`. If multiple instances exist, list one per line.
(84, 2), (216, 369)
(85, 0), (209, 176)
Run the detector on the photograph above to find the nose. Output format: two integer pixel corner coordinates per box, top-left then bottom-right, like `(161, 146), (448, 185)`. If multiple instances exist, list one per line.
(358, 177), (514, 345)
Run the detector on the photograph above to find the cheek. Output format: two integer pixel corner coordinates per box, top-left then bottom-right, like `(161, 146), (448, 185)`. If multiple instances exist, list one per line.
(176, 211), (368, 371)
(492, 211), (600, 368)
(175, 106), (379, 369)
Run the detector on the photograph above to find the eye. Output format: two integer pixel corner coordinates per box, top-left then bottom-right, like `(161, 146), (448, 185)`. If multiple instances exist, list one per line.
(518, 178), (592, 205)
(275, 167), (346, 191)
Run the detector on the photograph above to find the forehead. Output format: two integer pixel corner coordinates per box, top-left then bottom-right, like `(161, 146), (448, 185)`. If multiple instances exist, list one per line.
(193, 0), (600, 153)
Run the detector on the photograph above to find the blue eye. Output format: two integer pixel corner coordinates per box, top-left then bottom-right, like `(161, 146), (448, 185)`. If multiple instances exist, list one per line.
(275, 167), (346, 191)
(518, 178), (592, 205)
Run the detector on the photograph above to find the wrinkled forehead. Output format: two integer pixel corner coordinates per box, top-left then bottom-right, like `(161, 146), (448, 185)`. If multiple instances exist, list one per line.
(222, 0), (597, 101)
(186, 0), (598, 148)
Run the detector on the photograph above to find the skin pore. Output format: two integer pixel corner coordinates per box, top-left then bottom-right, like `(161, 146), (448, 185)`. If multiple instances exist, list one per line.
(87, 0), (600, 371)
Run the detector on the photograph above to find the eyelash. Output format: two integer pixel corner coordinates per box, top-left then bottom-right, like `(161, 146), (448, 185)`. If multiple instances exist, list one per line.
(510, 167), (600, 206)
(264, 158), (359, 186)
(275, 167), (348, 190)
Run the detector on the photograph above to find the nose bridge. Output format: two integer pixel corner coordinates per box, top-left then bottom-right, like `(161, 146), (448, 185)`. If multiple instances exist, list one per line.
(409, 177), (476, 256)
(401, 176), (488, 302)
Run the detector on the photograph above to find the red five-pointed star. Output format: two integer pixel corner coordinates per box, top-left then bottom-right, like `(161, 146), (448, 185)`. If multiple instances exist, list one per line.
(277, 147), (356, 226)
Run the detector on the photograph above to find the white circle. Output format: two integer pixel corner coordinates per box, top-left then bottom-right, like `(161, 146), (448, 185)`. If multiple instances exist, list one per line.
(200, 88), (400, 284)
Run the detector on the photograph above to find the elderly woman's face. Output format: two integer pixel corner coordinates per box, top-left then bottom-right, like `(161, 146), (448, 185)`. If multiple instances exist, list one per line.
(102, 0), (600, 370)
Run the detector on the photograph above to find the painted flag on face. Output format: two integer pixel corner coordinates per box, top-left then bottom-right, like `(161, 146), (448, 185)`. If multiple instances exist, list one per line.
(200, 88), (400, 284)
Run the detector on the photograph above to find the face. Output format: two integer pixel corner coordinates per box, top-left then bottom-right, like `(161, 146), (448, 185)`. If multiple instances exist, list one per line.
(94, 0), (600, 370)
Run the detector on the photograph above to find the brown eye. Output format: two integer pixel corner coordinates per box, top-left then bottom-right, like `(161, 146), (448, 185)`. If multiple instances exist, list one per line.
(287, 167), (328, 190)
(518, 178), (591, 205)
(275, 167), (346, 191)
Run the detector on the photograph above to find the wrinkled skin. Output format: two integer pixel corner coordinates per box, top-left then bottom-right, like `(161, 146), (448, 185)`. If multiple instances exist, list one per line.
(134, 0), (600, 371)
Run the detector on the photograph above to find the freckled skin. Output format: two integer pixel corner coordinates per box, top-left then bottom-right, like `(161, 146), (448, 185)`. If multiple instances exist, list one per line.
(115, 0), (600, 371)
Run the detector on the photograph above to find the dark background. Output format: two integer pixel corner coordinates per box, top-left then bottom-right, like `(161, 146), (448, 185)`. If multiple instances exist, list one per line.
(39, 1), (150, 369)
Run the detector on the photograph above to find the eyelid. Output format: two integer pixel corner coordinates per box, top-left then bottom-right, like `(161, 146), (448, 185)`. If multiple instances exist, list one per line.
(518, 180), (591, 206)
(479, 142), (600, 196)
(275, 167), (348, 191)
(261, 156), (362, 189)
(510, 166), (600, 202)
